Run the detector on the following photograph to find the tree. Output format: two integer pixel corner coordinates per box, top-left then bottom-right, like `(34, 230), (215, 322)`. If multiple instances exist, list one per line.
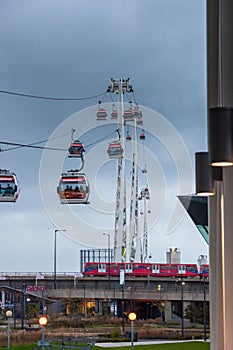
(184, 301), (209, 325)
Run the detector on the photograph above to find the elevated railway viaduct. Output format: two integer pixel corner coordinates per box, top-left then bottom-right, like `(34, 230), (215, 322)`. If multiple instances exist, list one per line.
(0, 274), (209, 321)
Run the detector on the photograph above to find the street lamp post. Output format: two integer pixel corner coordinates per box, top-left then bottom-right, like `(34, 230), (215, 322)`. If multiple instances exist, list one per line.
(102, 233), (111, 289)
(54, 229), (66, 289)
(6, 310), (12, 350)
(128, 312), (137, 350)
(181, 281), (185, 337)
(157, 284), (162, 324)
(38, 316), (48, 350)
(120, 269), (125, 333)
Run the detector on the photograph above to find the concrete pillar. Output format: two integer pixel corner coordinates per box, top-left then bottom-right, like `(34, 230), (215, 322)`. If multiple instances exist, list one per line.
(207, 1), (233, 349)
(222, 167), (233, 349)
(209, 182), (224, 349)
(207, 0), (233, 107)
(164, 300), (172, 322)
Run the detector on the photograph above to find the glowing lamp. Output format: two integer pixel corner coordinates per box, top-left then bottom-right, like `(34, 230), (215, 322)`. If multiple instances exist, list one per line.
(38, 316), (48, 326)
(128, 312), (137, 321)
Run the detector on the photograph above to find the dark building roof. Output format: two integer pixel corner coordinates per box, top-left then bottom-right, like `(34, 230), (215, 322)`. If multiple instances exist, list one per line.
(178, 195), (209, 244)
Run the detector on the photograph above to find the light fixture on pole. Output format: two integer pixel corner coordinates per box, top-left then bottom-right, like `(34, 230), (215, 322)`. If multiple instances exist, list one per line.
(128, 312), (137, 350)
(102, 233), (111, 289)
(6, 310), (12, 350)
(195, 151), (222, 196)
(181, 281), (185, 337)
(38, 316), (48, 350)
(208, 107), (233, 166)
(54, 229), (66, 289)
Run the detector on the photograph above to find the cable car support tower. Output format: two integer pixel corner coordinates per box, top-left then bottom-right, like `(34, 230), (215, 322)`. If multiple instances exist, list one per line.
(108, 79), (133, 262)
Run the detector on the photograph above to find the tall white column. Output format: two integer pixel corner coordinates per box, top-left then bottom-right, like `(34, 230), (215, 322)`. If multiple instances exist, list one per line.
(209, 181), (224, 349)
(207, 1), (233, 348)
(222, 167), (233, 349)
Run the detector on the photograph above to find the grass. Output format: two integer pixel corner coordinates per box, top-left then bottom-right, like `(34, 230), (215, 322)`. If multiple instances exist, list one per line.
(0, 345), (33, 350)
(0, 341), (210, 350)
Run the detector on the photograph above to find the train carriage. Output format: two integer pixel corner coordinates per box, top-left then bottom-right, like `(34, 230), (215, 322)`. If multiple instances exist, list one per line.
(84, 262), (201, 278)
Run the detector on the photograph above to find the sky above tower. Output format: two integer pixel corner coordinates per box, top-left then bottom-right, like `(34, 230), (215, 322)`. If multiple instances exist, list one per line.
(0, 0), (208, 272)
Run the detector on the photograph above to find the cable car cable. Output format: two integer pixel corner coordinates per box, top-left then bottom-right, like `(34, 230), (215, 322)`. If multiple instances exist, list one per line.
(0, 89), (106, 101)
(108, 92), (115, 103)
(132, 90), (138, 105)
(0, 140), (67, 152)
(84, 130), (116, 149)
(0, 129), (116, 153)
(0, 132), (72, 152)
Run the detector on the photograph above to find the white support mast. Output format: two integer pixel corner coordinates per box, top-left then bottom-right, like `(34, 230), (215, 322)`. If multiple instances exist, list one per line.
(108, 78), (133, 262)
(129, 118), (139, 262)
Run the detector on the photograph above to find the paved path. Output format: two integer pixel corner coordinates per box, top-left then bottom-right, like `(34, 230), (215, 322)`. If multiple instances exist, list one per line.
(95, 339), (210, 347)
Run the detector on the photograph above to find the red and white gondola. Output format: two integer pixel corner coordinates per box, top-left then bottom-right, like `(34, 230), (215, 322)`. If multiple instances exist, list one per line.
(107, 141), (124, 159)
(68, 140), (84, 158)
(0, 169), (19, 203)
(96, 108), (108, 121)
(57, 171), (89, 204)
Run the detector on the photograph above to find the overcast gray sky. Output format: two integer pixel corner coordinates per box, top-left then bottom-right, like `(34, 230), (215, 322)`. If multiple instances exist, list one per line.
(0, 0), (208, 273)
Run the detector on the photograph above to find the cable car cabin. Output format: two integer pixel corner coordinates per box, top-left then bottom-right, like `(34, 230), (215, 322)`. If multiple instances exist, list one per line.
(0, 170), (19, 203)
(123, 110), (134, 122)
(111, 110), (118, 119)
(107, 142), (123, 159)
(132, 107), (140, 117)
(140, 187), (150, 200)
(137, 114), (143, 125)
(96, 108), (108, 120)
(144, 187), (150, 199)
(126, 133), (132, 141)
(142, 167), (147, 173)
(57, 171), (89, 204)
(68, 140), (84, 158)
(139, 132), (145, 140)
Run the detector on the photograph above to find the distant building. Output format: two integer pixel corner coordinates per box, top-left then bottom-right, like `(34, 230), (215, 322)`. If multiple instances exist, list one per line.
(166, 247), (180, 264)
(197, 254), (208, 272)
(80, 248), (113, 273)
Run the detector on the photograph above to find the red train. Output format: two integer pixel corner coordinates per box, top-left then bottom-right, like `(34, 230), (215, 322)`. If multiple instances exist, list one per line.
(84, 262), (209, 278)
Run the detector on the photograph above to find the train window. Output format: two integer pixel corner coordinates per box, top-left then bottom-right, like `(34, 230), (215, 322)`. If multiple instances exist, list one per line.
(125, 263), (133, 273)
(98, 264), (106, 273)
(170, 266), (177, 272)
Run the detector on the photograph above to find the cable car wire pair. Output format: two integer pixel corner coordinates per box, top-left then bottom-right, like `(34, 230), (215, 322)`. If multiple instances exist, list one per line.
(57, 132), (90, 205)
